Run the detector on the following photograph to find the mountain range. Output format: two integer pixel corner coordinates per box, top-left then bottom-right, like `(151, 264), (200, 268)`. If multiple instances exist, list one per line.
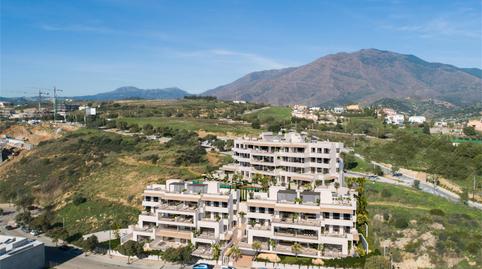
(203, 49), (482, 107)
(72, 86), (190, 100)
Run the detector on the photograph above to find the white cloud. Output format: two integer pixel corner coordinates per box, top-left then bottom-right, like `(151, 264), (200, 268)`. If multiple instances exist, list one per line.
(387, 18), (480, 39)
(172, 48), (287, 70)
(38, 24), (117, 34)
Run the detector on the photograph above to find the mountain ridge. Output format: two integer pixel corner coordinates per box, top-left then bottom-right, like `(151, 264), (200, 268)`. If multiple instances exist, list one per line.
(203, 49), (482, 106)
(73, 86), (191, 100)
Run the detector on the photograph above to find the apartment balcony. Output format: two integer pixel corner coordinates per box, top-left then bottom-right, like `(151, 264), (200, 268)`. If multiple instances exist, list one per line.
(274, 231), (318, 240)
(139, 211), (157, 223)
(276, 160), (310, 168)
(142, 200), (160, 207)
(158, 216), (195, 226)
(322, 232), (348, 238)
(273, 218), (321, 227)
(192, 245), (213, 259)
(238, 240), (269, 251)
(155, 227), (192, 240)
(274, 244), (318, 257)
(157, 203), (198, 213)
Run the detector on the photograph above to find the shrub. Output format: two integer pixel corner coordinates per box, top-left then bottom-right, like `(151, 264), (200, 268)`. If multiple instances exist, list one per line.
(381, 188), (392, 198)
(394, 216), (409, 229)
(429, 208), (445, 216)
(413, 179), (420, 189)
(72, 193), (87, 205)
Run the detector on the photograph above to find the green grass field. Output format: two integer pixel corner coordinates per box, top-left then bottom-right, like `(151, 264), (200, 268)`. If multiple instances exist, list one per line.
(243, 106), (292, 123)
(122, 117), (260, 135)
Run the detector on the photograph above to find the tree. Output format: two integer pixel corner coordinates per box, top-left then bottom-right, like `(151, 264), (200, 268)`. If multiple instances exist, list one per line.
(16, 194), (34, 212)
(422, 123), (430, 135)
(251, 119), (261, 129)
(228, 245), (241, 262)
(82, 235), (99, 252)
(334, 182), (340, 190)
(116, 121), (128, 130)
(142, 124), (154, 135)
(118, 240), (144, 264)
(212, 243), (221, 260)
(0, 208), (3, 216)
(413, 180), (420, 189)
(129, 123), (140, 133)
(15, 211), (32, 226)
(291, 242), (302, 257)
(252, 241), (262, 257)
(463, 126), (477, 136)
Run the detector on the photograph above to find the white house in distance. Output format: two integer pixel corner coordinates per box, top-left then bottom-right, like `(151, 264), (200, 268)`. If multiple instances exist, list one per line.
(408, 116), (426, 124)
(385, 114), (405, 125)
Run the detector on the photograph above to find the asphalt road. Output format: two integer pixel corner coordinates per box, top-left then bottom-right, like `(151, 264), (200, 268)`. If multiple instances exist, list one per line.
(0, 204), (180, 269)
(346, 157), (482, 210)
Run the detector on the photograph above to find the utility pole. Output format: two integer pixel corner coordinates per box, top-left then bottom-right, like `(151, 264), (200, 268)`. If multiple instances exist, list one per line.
(474, 175), (476, 200)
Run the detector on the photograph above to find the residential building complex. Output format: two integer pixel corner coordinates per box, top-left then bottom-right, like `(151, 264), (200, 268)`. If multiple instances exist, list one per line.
(126, 132), (360, 260)
(0, 235), (45, 269)
(221, 132), (344, 187)
(127, 180), (240, 258)
(239, 185), (358, 258)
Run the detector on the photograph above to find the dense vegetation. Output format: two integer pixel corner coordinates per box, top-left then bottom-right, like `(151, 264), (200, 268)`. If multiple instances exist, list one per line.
(366, 182), (482, 268)
(358, 130), (482, 196)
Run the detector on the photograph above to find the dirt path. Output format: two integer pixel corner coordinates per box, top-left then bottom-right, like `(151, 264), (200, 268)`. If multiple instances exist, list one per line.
(369, 201), (431, 211)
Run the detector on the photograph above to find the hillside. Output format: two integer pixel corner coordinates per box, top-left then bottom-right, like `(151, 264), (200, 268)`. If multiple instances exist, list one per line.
(0, 127), (225, 234)
(74, 86), (190, 100)
(204, 49), (482, 107)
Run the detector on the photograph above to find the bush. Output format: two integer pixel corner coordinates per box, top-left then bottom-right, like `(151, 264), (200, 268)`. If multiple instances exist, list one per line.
(413, 179), (420, 189)
(429, 208), (445, 216)
(72, 193), (87, 205)
(394, 216), (409, 229)
(381, 188), (392, 198)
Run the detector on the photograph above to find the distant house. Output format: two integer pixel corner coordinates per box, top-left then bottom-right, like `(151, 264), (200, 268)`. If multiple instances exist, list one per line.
(378, 108), (397, 117)
(345, 104), (361, 112)
(333, 107), (345, 114)
(408, 116), (426, 124)
(232, 100), (246, 104)
(467, 119), (482, 132)
(385, 114), (405, 125)
(434, 121), (448, 128)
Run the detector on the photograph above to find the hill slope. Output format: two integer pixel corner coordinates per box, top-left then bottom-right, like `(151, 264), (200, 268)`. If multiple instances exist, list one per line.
(75, 86), (190, 100)
(204, 49), (482, 106)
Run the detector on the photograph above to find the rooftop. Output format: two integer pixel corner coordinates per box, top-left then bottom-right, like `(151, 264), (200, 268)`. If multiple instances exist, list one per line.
(0, 235), (43, 260)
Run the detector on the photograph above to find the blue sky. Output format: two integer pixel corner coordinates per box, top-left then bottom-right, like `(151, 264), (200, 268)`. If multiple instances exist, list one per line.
(1, 0), (481, 97)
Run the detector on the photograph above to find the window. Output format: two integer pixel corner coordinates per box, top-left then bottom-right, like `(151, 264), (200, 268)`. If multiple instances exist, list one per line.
(323, 212), (330, 219)
(249, 207), (256, 213)
(268, 208), (274, 214)
(333, 213), (340, 219)
(259, 208), (265, 213)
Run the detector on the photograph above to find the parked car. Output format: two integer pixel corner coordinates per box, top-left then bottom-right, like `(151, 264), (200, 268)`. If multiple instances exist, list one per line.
(5, 225), (15, 230)
(221, 266), (236, 269)
(193, 263), (214, 269)
(393, 172), (402, 177)
(368, 175), (378, 180)
(30, 230), (41, 236)
(21, 226), (31, 233)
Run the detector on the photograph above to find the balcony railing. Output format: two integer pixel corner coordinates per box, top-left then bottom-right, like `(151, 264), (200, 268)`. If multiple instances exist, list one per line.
(273, 218), (321, 226)
(274, 231), (318, 239)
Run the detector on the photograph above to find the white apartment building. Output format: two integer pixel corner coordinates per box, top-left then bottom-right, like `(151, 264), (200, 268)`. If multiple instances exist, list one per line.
(239, 185), (358, 258)
(128, 180), (239, 258)
(0, 235), (45, 269)
(221, 132), (344, 187)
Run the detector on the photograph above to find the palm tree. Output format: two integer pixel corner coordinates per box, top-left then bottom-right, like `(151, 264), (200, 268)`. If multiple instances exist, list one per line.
(252, 241), (262, 257)
(238, 211), (246, 224)
(212, 243), (221, 260)
(228, 245), (241, 262)
(291, 242), (302, 257)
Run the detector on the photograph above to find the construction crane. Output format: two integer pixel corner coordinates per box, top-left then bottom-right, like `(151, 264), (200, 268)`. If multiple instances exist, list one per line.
(52, 87), (63, 122)
(37, 89), (50, 119)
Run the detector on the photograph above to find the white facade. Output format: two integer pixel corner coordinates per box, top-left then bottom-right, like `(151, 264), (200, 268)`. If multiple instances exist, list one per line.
(0, 235), (45, 269)
(129, 180), (239, 258)
(240, 186), (358, 258)
(408, 116), (426, 124)
(385, 114), (405, 125)
(221, 132), (343, 186)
